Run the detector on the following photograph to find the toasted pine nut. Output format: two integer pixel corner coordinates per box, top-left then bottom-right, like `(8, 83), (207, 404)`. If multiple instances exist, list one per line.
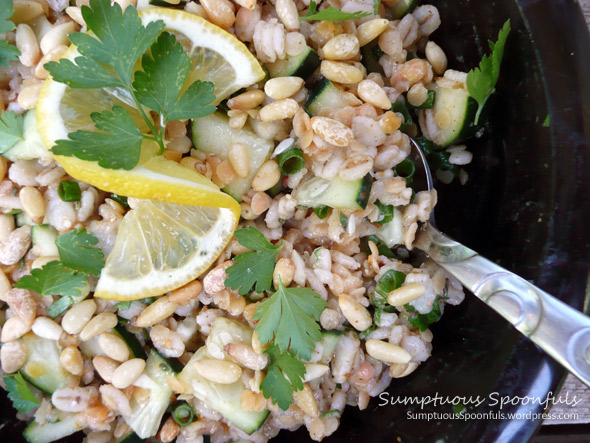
(1, 341), (27, 374)
(32, 255), (60, 270)
(338, 294), (372, 332)
(40, 22), (75, 55)
(11, 0), (45, 24)
(425, 41), (448, 75)
(240, 389), (267, 412)
(62, 299), (96, 334)
(389, 361), (420, 378)
(93, 355), (119, 383)
(0, 268), (12, 302)
(293, 384), (319, 417)
(264, 76), (304, 100)
(273, 257), (295, 288)
(16, 24), (41, 67)
(6, 288), (36, 326)
(233, 0), (255, 9)
(169, 280), (202, 305)
(224, 342), (269, 370)
(17, 83), (42, 110)
(357, 79), (391, 109)
(135, 296), (178, 328)
(200, 0), (235, 28)
(112, 358), (146, 389)
(98, 332), (130, 362)
(195, 359), (242, 384)
(356, 18), (389, 46)
(1, 316), (31, 342)
(275, 0), (299, 31)
(407, 83), (429, 107)
(60, 346), (84, 375)
(252, 160), (281, 192)
(19, 186), (45, 219)
(228, 142), (250, 179)
(302, 363), (329, 382)
(227, 90), (265, 111)
(162, 149), (182, 162)
(215, 159), (237, 185)
(159, 416), (180, 443)
(320, 60), (364, 84)
(365, 339), (412, 363)
(259, 99), (299, 122)
(32, 316), (63, 340)
(387, 283), (426, 306)
(250, 191), (271, 216)
(322, 34), (360, 61)
(310, 116), (354, 147)
(79, 313), (118, 342)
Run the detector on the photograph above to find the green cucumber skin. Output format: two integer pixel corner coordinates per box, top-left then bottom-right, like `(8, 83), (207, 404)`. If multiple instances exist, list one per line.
(451, 96), (480, 145)
(267, 46), (320, 79)
(356, 174), (373, 210)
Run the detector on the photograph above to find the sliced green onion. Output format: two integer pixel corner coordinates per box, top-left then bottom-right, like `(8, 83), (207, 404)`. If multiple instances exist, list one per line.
(407, 90), (436, 109)
(58, 181), (81, 202)
(394, 159), (415, 184)
(47, 296), (74, 319)
(374, 200), (393, 225)
(171, 402), (194, 426)
(361, 235), (396, 259)
(358, 323), (376, 340)
(109, 194), (129, 210)
(277, 148), (305, 175)
(313, 206), (330, 219)
(321, 410), (342, 418)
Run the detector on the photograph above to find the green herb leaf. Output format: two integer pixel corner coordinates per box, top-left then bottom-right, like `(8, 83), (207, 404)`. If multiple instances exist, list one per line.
(405, 296), (442, 331)
(56, 228), (105, 276)
(253, 279), (327, 360)
(58, 181), (82, 202)
(44, 56), (123, 89)
(0, 0), (16, 33)
(466, 20), (511, 125)
(391, 100), (414, 132)
(376, 269), (406, 299)
(339, 212), (348, 229)
(362, 235), (396, 259)
(15, 261), (88, 297)
(407, 89), (436, 109)
(51, 106), (144, 170)
(374, 201), (393, 225)
(115, 300), (132, 310)
(133, 32), (216, 122)
(542, 114), (550, 128)
(300, 0), (371, 21)
(373, 0), (381, 15)
(313, 206), (330, 219)
(0, 40), (21, 68)
(0, 110), (24, 153)
(4, 373), (39, 413)
(225, 226), (283, 295)
(46, 295), (75, 319)
(260, 344), (306, 411)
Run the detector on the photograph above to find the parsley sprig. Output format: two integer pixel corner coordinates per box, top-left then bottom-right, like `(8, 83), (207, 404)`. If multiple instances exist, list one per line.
(466, 20), (511, 125)
(0, 0), (21, 67)
(261, 345), (306, 411)
(4, 373), (40, 413)
(45, 0), (216, 169)
(299, 0), (371, 21)
(0, 111), (24, 153)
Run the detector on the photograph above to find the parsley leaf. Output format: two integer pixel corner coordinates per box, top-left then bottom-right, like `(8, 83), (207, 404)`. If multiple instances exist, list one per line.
(373, 0), (381, 15)
(51, 106), (144, 170)
(299, 0), (371, 21)
(15, 261), (89, 297)
(46, 295), (75, 319)
(225, 226), (283, 295)
(253, 279), (327, 360)
(260, 345), (306, 411)
(466, 19), (511, 125)
(371, 269), (405, 311)
(133, 32), (216, 122)
(405, 296), (442, 331)
(45, 56), (123, 89)
(4, 373), (39, 413)
(374, 200), (393, 225)
(56, 228), (105, 275)
(0, 110), (24, 153)
(0, 41), (21, 68)
(0, 0), (20, 67)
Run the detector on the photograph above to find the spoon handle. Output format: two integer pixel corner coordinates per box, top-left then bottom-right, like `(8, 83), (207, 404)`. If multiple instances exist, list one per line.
(418, 223), (590, 387)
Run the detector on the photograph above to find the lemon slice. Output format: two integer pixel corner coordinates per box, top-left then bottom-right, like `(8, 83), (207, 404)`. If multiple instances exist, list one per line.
(94, 200), (234, 300)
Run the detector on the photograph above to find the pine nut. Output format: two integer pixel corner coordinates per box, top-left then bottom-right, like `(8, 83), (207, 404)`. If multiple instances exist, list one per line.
(16, 24), (41, 67)
(195, 359), (242, 384)
(169, 280), (202, 305)
(302, 363), (329, 382)
(425, 41), (448, 75)
(0, 157), (7, 183)
(61, 299), (97, 334)
(65, 6), (84, 28)
(0, 268), (12, 302)
(228, 110), (248, 129)
(356, 18), (389, 46)
(264, 77), (304, 100)
(202, 260), (233, 294)
(224, 342), (268, 370)
(240, 389), (267, 412)
(378, 26), (404, 61)
(276, 0), (299, 31)
(322, 34), (360, 61)
(40, 22), (75, 55)
(251, 331), (264, 354)
(320, 60), (364, 84)
(163, 149), (182, 162)
(228, 142), (250, 179)
(6, 288), (36, 326)
(365, 339), (412, 364)
(273, 257), (295, 288)
(12, 1), (45, 23)
(434, 109), (452, 129)
(60, 346), (84, 376)
(159, 417), (180, 443)
(19, 186), (45, 219)
(233, 0), (255, 9)
(166, 136), (192, 153)
(407, 83), (429, 107)
(1, 341), (27, 374)
(93, 356), (119, 383)
(215, 159), (237, 185)
(252, 160), (281, 192)
(79, 312), (118, 342)
(100, 384), (131, 416)
(310, 116), (354, 147)
(32, 316), (63, 340)
(31, 255), (60, 269)
(17, 83), (42, 110)
(250, 191), (271, 215)
(387, 283), (426, 306)
(357, 79), (391, 109)
(227, 90), (265, 111)
(165, 120), (187, 139)
(259, 98), (299, 122)
(338, 294), (372, 332)
(98, 332), (130, 362)
(200, 0), (235, 28)
(240, 202), (257, 220)
(1, 316), (31, 342)
(293, 384), (319, 418)
(0, 225), (31, 265)
(112, 358), (146, 389)
(135, 296), (178, 328)
(389, 361), (419, 378)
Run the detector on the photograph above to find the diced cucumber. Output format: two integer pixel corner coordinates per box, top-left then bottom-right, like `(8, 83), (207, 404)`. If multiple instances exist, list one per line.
(2, 110), (52, 162)
(418, 85), (479, 147)
(19, 333), (79, 394)
(31, 224), (59, 257)
(309, 331), (342, 365)
(178, 347), (269, 434)
(375, 208), (403, 248)
(305, 78), (362, 117)
(390, 0), (415, 18)
(116, 431), (144, 443)
(125, 350), (174, 439)
(16, 211), (36, 227)
(23, 413), (84, 443)
(206, 317), (254, 360)
(191, 112), (273, 201)
(360, 41), (384, 75)
(294, 174), (373, 210)
(266, 45), (320, 79)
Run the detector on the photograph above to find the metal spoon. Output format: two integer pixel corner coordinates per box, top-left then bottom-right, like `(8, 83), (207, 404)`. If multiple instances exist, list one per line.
(409, 137), (590, 387)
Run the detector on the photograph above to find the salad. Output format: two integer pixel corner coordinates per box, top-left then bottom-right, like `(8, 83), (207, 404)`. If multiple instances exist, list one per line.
(0, 0), (508, 441)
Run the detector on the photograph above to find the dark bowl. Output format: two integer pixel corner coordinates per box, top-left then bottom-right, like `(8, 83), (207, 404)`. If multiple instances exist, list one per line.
(2, 0), (590, 442)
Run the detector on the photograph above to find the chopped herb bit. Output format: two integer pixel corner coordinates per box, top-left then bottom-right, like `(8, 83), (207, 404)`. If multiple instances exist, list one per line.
(300, 0), (371, 21)
(374, 201), (393, 225)
(373, 0), (381, 15)
(115, 300), (132, 310)
(340, 212), (348, 229)
(313, 206), (330, 219)
(542, 114), (550, 128)
(15, 261), (88, 298)
(407, 89), (436, 109)
(391, 100), (414, 132)
(47, 295), (75, 319)
(0, 110), (24, 153)
(109, 194), (129, 210)
(376, 269), (406, 299)
(58, 181), (82, 202)
(4, 373), (39, 413)
(405, 296), (442, 331)
(260, 344), (306, 411)
(362, 235), (396, 259)
(56, 229), (105, 276)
